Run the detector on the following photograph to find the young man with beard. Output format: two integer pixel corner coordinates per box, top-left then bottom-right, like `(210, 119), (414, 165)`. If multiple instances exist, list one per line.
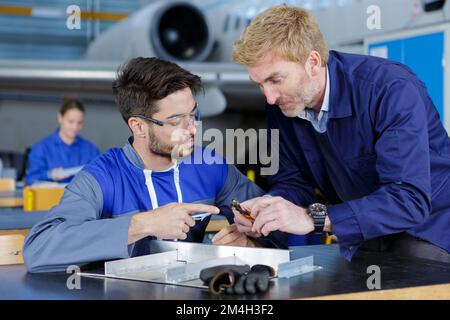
(23, 57), (287, 273)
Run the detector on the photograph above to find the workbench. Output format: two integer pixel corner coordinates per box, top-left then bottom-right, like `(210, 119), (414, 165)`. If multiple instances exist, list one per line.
(0, 190), (22, 208)
(1, 245), (449, 300)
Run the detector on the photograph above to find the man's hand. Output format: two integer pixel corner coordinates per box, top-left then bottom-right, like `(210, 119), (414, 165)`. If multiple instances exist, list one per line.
(251, 196), (314, 236)
(128, 203), (220, 244)
(324, 216), (333, 233)
(232, 196), (270, 238)
(212, 224), (259, 247)
(49, 167), (69, 181)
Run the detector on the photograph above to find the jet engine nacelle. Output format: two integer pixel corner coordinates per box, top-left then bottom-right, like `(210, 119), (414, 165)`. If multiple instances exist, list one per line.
(86, 1), (215, 62)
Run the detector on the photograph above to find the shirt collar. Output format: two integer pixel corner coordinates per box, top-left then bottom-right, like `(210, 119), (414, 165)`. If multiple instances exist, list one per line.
(320, 66), (330, 117)
(123, 137), (145, 169)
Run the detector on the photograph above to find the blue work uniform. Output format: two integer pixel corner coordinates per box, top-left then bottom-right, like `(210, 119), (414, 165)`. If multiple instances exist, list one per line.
(25, 128), (99, 185)
(267, 50), (450, 261)
(23, 139), (287, 273)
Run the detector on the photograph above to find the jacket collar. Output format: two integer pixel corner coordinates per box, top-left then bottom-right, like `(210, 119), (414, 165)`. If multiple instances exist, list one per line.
(327, 50), (353, 119)
(122, 136), (145, 169)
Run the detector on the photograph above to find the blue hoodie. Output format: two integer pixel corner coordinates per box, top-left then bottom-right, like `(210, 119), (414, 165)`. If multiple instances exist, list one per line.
(23, 140), (287, 272)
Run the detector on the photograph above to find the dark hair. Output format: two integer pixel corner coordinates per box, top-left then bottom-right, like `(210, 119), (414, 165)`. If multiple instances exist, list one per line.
(60, 97), (85, 115)
(112, 57), (203, 123)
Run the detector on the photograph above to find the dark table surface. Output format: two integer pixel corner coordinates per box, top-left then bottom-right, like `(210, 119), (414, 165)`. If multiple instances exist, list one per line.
(1, 244), (450, 300)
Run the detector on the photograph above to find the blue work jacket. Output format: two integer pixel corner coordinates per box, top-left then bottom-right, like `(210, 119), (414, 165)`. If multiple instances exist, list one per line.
(267, 50), (450, 260)
(25, 128), (99, 185)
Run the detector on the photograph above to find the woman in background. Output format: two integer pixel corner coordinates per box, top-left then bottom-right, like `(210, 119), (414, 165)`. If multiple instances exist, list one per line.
(25, 98), (99, 185)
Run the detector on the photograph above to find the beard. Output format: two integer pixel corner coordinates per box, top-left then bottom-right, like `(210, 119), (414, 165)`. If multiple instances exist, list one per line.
(147, 127), (194, 160)
(278, 76), (322, 118)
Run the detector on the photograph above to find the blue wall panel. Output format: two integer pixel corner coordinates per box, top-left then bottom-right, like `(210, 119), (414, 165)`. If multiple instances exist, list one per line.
(368, 31), (445, 122)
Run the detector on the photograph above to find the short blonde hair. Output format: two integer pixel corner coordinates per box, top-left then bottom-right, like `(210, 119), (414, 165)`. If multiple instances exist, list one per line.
(232, 5), (328, 66)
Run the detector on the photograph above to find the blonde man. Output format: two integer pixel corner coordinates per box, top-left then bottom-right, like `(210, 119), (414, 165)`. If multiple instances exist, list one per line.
(231, 5), (450, 263)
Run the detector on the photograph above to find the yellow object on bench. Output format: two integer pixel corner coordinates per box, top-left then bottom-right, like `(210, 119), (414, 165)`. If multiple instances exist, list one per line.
(23, 186), (65, 211)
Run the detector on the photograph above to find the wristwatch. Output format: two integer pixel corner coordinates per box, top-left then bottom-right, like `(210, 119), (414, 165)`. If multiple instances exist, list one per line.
(307, 203), (328, 233)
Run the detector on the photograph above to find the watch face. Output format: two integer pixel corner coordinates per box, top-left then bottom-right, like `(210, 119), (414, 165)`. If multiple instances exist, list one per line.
(310, 203), (327, 217)
(314, 210), (327, 217)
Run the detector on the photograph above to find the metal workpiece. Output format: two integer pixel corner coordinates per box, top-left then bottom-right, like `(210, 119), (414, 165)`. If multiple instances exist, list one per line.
(165, 256), (246, 284)
(81, 241), (323, 292)
(148, 240), (290, 272)
(104, 251), (181, 277)
(278, 256), (323, 279)
(80, 240), (296, 289)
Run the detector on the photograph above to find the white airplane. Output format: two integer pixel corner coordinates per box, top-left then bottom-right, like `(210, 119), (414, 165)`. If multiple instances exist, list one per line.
(0, 0), (270, 117)
(0, 0), (447, 115)
(0, 0), (447, 160)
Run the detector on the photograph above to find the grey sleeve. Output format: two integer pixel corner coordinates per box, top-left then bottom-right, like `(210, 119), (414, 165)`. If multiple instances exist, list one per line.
(215, 164), (265, 213)
(23, 171), (132, 273)
(215, 165), (288, 249)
